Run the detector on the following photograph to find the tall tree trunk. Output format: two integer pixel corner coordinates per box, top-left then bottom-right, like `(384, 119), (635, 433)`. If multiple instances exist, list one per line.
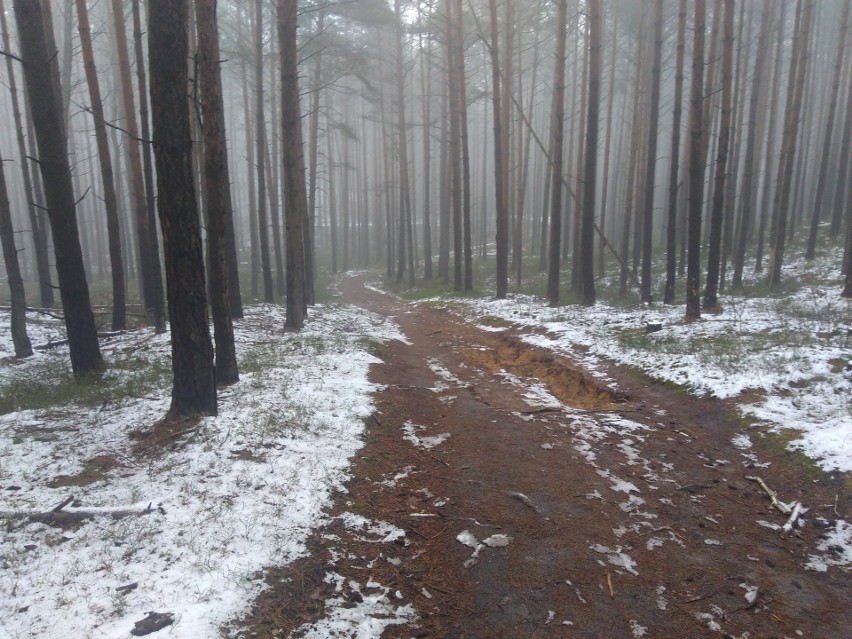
(598, 3), (619, 277)
(149, 0), (217, 416)
(279, 0), (308, 327)
(306, 10), (324, 304)
(454, 0), (472, 292)
(446, 0), (462, 291)
(196, 0), (239, 385)
(639, 0), (663, 304)
(76, 0), (126, 331)
(664, 0), (687, 304)
(14, 0), (103, 375)
(0, 149), (32, 358)
(267, 58), (286, 298)
(0, 0), (52, 308)
(547, 0), (568, 306)
(131, 0), (165, 329)
(805, 0), (852, 260)
(703, 0), (735, 309)
(492, 0), (509, 298)
(578, 0), (601, 306)
(394, 0), (414, 287)
(830, 60), (852, 240)
(438, 61), (451, 284)
(767, 0), (812, 287)
(255, 0), (274, 302)
(111, 0), (164, 329)
(686, 0), (707, 320)
(732, 0), (772, 288)
(755, 1), (786, 272)
(419, 17), (434, 280)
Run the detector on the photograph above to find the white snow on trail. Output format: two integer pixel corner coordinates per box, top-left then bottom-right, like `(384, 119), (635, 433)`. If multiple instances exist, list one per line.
(0, 304), (410, 638)
(460, 271), (852, 473)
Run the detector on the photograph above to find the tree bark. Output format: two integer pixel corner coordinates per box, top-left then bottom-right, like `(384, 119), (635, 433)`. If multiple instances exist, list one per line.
(149, 0), (217, 416)
(131, 0), (165, 330)
(278, 0), (308, 328)
(805, 0), (852, 260)
(76, 0), (126, 331)
(830, 12), (852, 240)
(732, 0), (772, 288)
(196, 0), (239, 385)
(255, 0), (274, 303)
(489, 0), (509, 298)
(639, 0), (663, 304)
(767, 0), (812, 287)
(306, 10), (324, 304)
(578, 0), (602, 306)
(598, 3), (619, 278)
(686, 0), (707, 320)
(14, 0), (103, 375)
(111, 0), (164, 329)
(0, 0), (52, 309)
(664, 0), (687, 304)
(454, 0), (472, 292)
(0, 149), (32, 358)
(703, 0), (735, 309)
(547, 0), (567, 306)
(755, 1), (786, 272)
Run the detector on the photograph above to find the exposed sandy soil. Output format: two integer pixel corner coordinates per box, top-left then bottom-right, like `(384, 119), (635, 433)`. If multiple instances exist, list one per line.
(237, 274), (850, 638)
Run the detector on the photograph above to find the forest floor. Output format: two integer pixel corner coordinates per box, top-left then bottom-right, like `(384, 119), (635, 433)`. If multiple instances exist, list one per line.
(239, 273), (852, 638)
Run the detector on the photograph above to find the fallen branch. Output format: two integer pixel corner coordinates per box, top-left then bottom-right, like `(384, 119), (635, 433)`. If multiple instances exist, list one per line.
(746, 476), (792, 515)
(782, 501), (806, 535)
(2, 497), (165, 527)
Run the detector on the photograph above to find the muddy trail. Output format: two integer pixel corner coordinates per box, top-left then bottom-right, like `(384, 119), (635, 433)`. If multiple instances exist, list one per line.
(240, 274), (850, 638)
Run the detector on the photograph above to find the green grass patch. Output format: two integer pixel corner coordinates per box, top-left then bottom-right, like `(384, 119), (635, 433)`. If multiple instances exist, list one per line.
(0, 356), (170, 415)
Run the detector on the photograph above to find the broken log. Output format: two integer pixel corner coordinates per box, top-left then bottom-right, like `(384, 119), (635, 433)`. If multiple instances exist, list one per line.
(1, 496), (165, 528)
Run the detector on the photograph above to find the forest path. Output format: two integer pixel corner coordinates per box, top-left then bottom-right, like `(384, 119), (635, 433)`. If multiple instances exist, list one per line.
(243, 274), (850, 638)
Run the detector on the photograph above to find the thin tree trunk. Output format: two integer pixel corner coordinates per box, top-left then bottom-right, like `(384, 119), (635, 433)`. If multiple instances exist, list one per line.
(131, 0), (164, 329)
(111, 0), (163, 329)
(0, 0), (52, 308)
(279, 0), (308, 327)
(805, 0), (852, 260)
(767, 0), (812, 287)
(196, 0), (239, 384)
(305, 11), (324, 304)
(489, 0), (509, 298)
(0, 150), (32, 357)
(76, 0), (125, 330)
(419, 9), (433, 280)
(547, 0), (568, 306)
(664, 0), (687, 304)
(639, 0), (663, 304)
(686, 0), (707, 320)
(732, 0), (772, 288)
(755, 1), (786, 272)
(578, 0), (601, 306)
(437, 18), (450, 284)
(598, 3), (618, 277)
(703, 0), (735, 309)
(446, 0), (462, 291)
(14, 0), (103, 375)
(830, 60), (852, 240)
(255, 0), (274, 302)
(455, 0), (472, 292)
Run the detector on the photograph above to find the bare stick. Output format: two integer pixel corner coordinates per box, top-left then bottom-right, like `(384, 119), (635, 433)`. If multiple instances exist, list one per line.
(746, 475), (791, 515)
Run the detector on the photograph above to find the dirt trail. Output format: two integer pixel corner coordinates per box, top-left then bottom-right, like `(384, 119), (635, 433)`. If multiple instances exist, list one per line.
(241, 274), (850, 638)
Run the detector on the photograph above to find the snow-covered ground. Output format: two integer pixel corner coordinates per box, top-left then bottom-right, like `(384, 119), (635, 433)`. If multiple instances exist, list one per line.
(453, 255), (852, 473)
(0, 304), (412, 638)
